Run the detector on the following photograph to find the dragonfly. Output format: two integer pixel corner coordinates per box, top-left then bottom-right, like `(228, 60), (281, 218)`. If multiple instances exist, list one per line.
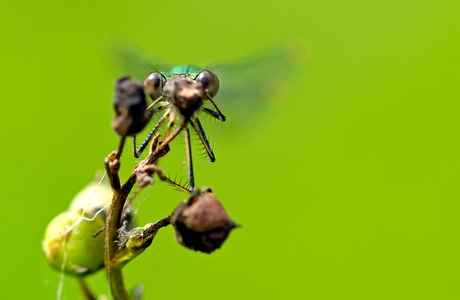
(110, 40), (307, 192)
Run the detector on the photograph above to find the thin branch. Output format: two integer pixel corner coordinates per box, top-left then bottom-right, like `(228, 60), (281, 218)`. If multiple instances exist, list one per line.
(111, 216), (171, 269)
(142, 216), (171, 238)
(77, 278), (97, 300)
(104, 120), (187, 299)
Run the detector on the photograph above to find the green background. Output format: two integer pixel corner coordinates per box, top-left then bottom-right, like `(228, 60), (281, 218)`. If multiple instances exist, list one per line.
(1, 0), (459, 299)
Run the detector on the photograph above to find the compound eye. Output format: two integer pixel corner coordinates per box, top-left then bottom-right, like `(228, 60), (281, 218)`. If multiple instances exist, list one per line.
(197, 70), (219, 98)
(144, 72), (164, 100)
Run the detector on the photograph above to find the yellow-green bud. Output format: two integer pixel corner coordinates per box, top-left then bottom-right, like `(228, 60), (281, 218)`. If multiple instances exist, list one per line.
(42, 209), (106, 277)
(69, 180), (113, 215)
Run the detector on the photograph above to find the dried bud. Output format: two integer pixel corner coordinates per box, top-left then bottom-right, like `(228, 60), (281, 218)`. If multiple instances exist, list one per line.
(171, 188), (238, 253)
(42, 209), (106, 276)
(112, 77), (150, 136)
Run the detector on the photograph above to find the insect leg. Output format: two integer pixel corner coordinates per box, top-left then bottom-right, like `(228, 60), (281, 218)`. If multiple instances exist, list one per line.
(205, 94), (226, 121)
(202, 107), (225, 121)
(163, 176), (192, 194)
(135, 110), (170, 158)
(145, 96), (167, 114)
(184, 127), (195, 190)
(190, 117), (215, 162)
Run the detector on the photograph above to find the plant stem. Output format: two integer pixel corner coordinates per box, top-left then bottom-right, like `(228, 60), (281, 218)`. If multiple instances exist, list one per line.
(142, 216), (171, 237)
(105, 175), (136, 300)
(77, 278), (97, 300)
(104, 120), (187, 299)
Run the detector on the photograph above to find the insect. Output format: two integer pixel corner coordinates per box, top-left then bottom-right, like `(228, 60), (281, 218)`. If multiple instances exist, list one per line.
(110, 40), (307, 192)
(132, 66), (226, 192)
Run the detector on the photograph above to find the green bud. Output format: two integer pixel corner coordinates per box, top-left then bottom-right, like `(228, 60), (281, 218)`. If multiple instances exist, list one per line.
(42, 209), (106, 277)
(69, 179), (113, 215)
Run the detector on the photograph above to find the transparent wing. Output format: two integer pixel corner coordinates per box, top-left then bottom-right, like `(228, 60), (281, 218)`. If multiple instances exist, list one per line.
(107, 39), (172, 80)
(107, 39), (309, 132)
(209, 41), (308, 129)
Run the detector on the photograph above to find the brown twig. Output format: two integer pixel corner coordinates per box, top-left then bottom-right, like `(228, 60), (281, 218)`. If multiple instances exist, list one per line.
(104, 120), (187, 299)
(141, 216), (171, 238)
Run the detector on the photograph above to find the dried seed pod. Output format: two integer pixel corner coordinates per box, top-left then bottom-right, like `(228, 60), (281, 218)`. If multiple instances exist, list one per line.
(42, 209), (106, 277)
(171, 188), (238, 253)
(112, 77), (150, 136)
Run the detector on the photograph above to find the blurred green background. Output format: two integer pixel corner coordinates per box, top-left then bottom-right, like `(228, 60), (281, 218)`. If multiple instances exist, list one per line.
(1, 0), (459, 299)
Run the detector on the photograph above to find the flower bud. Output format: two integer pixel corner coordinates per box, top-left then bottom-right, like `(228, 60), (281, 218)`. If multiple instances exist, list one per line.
(69, 178), (113, 216)
(42, 177), (130, 277)
(171, 188), (238, 253)
(42, 209), (106, 276)
(112, 77), (150, 136)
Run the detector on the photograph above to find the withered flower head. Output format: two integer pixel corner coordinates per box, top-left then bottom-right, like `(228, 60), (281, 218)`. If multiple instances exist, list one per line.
(171, 188), (238, 253)
(112, 77), (150, 136)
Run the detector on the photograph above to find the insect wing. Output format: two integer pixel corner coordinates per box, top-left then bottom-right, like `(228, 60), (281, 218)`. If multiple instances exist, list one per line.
(209, 42), (306, 129)
(108, 40), (308, 131)
(108, 39), (172, 80)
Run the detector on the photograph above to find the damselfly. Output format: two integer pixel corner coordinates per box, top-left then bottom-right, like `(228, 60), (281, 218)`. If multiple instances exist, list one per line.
(110, 40), (307, 192)
(133, 65), (225, 192)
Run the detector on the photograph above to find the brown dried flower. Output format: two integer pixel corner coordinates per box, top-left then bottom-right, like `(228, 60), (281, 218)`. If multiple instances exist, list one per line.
(171, 188), (238, 253)
(112, 77), (150, 136)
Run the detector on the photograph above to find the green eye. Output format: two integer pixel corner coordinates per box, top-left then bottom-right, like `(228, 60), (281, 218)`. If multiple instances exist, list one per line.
(144, 72), (165, 100)
(197, 70), (219, 98)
